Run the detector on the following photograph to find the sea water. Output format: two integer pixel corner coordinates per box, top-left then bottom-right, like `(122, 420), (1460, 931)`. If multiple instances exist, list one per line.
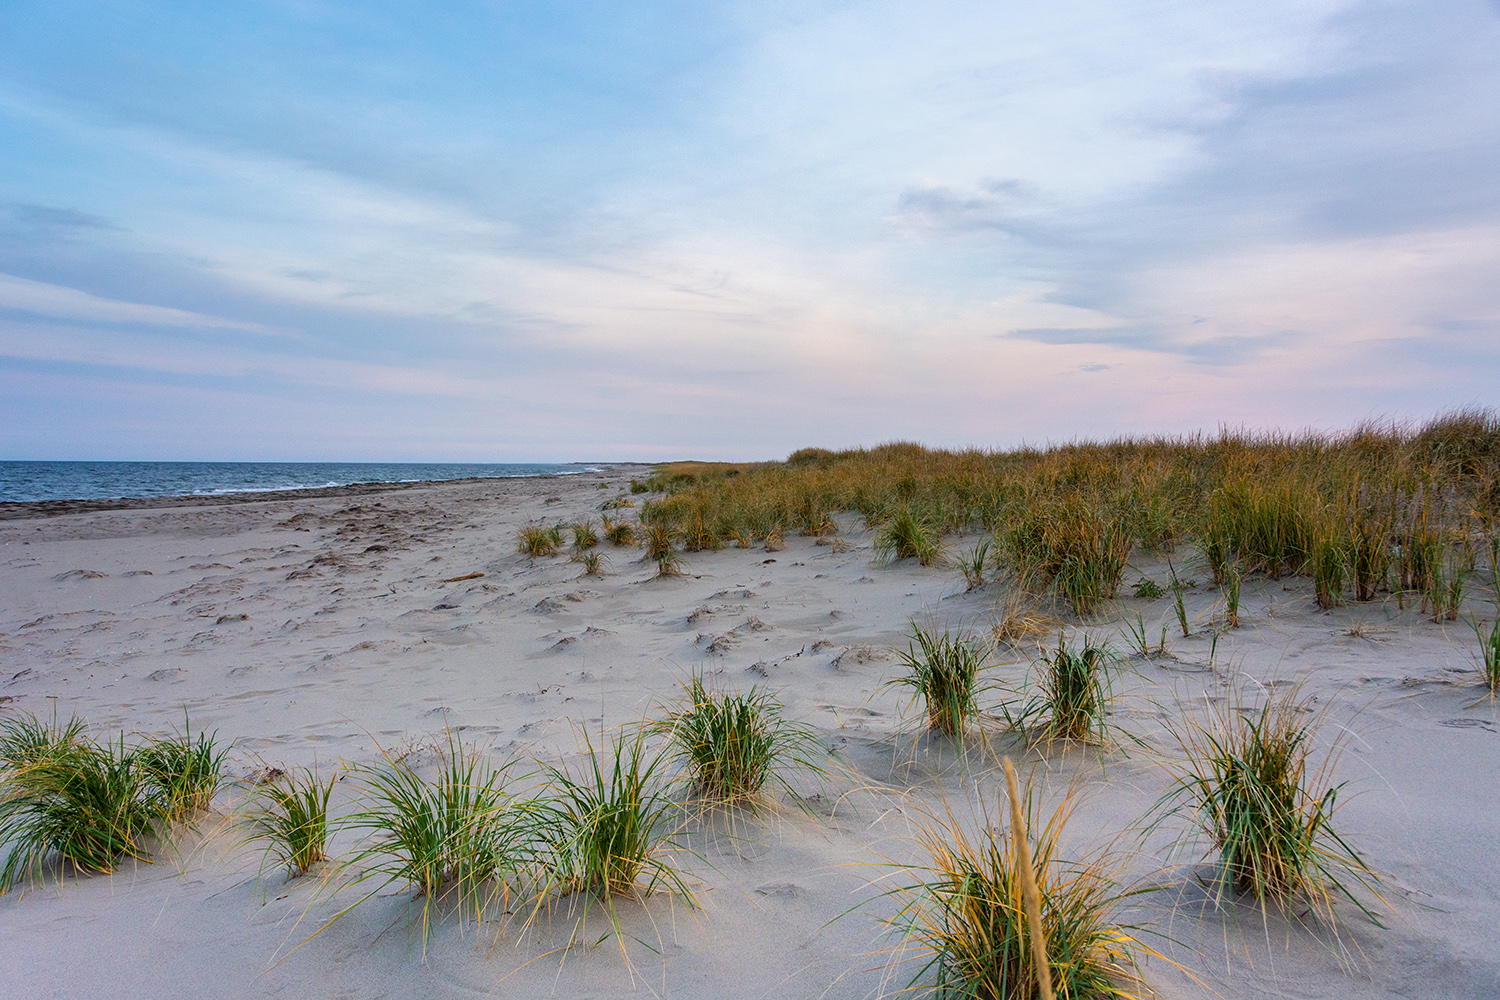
(0, 461), (598, 503)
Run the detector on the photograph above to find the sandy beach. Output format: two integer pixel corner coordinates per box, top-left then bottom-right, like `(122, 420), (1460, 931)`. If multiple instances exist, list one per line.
(0, 468), (1496, 999)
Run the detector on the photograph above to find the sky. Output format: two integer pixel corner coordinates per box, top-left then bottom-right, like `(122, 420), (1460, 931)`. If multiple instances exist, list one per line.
(1, 0), (1498, 461)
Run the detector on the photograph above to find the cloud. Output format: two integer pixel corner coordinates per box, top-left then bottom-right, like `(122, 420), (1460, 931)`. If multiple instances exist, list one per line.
(0, 273), (274, 333)
(6, 202), (120, 231)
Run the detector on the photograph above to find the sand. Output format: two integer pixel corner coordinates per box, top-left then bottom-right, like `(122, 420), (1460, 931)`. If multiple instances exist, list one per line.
(0, 469), (1495, 999)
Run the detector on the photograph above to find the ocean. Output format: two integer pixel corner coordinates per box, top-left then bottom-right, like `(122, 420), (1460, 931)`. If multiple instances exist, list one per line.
(0, 461), (600, 504)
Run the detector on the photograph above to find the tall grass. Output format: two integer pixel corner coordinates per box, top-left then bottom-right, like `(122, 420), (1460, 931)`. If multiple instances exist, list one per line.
(961, 540), (991, 590)
(876, 508), (944, 566)
(245, 768), (334, 878)
(518, 524), (560, 558)
(649, 674), (831, 808)
(1024, 634), (1118, 745)
(887, 782), (1155, 999)
(1150, 688), (1385, 924)
(541, 731), (692, 903)
(888, 624), (987, 736)
(1471, 615), (1500, 694)
(137, 719), (228, 822)
(630, 412), (1499, 602)
(602, 515), (637, 547)
(342, 734), (539, 947)
(0, 716), (160, 889)
(571, 520), (599, 552)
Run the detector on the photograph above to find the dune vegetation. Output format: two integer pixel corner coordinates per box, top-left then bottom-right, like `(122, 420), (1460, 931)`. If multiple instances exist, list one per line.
(622, 409), (1500, 617)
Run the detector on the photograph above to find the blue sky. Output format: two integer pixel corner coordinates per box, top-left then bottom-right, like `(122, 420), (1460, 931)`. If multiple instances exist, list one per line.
(2, 0), (1498, 461)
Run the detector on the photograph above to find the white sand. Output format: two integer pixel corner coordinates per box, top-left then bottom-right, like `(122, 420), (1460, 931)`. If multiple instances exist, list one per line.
(0, 470), (1496, 998)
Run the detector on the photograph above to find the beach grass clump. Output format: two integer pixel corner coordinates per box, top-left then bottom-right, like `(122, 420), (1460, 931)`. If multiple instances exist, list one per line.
(960, 539), (991, 590)
(640, 522), (684, 576)
(888, 779), (1153, 1000)
(1345, 493), (1392, 601)
(245, 767), (334, 878)
(0, 711), (86, 770)
(1309, 523), (1347, 610)
(1026, 633), (1117, 744)
(1003, 494), (1132, 616)
(649, 674), (830, 808)
(542, 732), (692, 902)
(518, 524), (560, 558)
(602, 515), (637, 547)
(1167, 564), (1191, 636)
(1224, 566), (1242, 627)
(642, 521), (674, 560)
(888, 624), (986, 736)
(571, 520), (599, 552)
(876, 508), (944, 566)
(1209, 481), (1312, 580)
(0, 716), (160, 890)
(1471, 615), (1500, 694)
(575, 550), (606, 576)
(1426, 538), (1472, 622)
(1151, 688), (1384, 922)
(1120, 613), (1167, 659)
(343, 734), (538, 946)
(136, 720), (228, 822)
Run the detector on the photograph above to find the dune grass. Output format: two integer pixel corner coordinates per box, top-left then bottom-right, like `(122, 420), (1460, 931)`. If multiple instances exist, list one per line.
(342, 734), (539, 947)
(628, 412), (1499, 621)
(1223, 567), (1242, 628)
(245, 767), (334, 879)
(888, 624), (987, 736)
(574, 550), (606, 576)
(571, 520), (599, 552)
(1150, 687), (1385, 924)
(137, 719), (228, 822)
(518, 524), (560, 558)
(1012, 633), (1119, 745)
(540, 731), (692, 903)
(876, 507), (944, 566)
(602, 514), (637, 547)
(887, 779), (1155, 1000)
(649, 674), (831, 809)
(961, 539), (991, 590)
(0, 715), (160, 890)
(1472, 614), (1500, 694)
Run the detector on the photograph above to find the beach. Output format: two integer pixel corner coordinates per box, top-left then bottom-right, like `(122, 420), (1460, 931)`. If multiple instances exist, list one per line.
(0, 467), (1496, 999)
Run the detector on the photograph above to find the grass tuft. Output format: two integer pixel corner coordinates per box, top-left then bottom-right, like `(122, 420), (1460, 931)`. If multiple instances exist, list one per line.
(518, 524), (560, 558)
(961, 539), (991, 590)
(1471, 615), (1500, 694)
(342, 732), (538, 947)
(1150, 687), (1385, 924)
(888, 624), (986, 736)
(574, 550), (607, 576)
(0, 716), (160, 890)
(887, 781), (1156, 1000)
(541, 731), (692, 902)
(137, 718), (227, 822)
(1011, 632), (1118, 744)
(245, 767), (334, 878)
(571, 521), (599, 552)
(649, 674), (831, 808)
(876, 508), (944, 566)
(602, 515), (637, 547)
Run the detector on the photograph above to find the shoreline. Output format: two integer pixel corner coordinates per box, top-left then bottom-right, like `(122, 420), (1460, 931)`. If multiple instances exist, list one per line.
(0, 463), (650, 521)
